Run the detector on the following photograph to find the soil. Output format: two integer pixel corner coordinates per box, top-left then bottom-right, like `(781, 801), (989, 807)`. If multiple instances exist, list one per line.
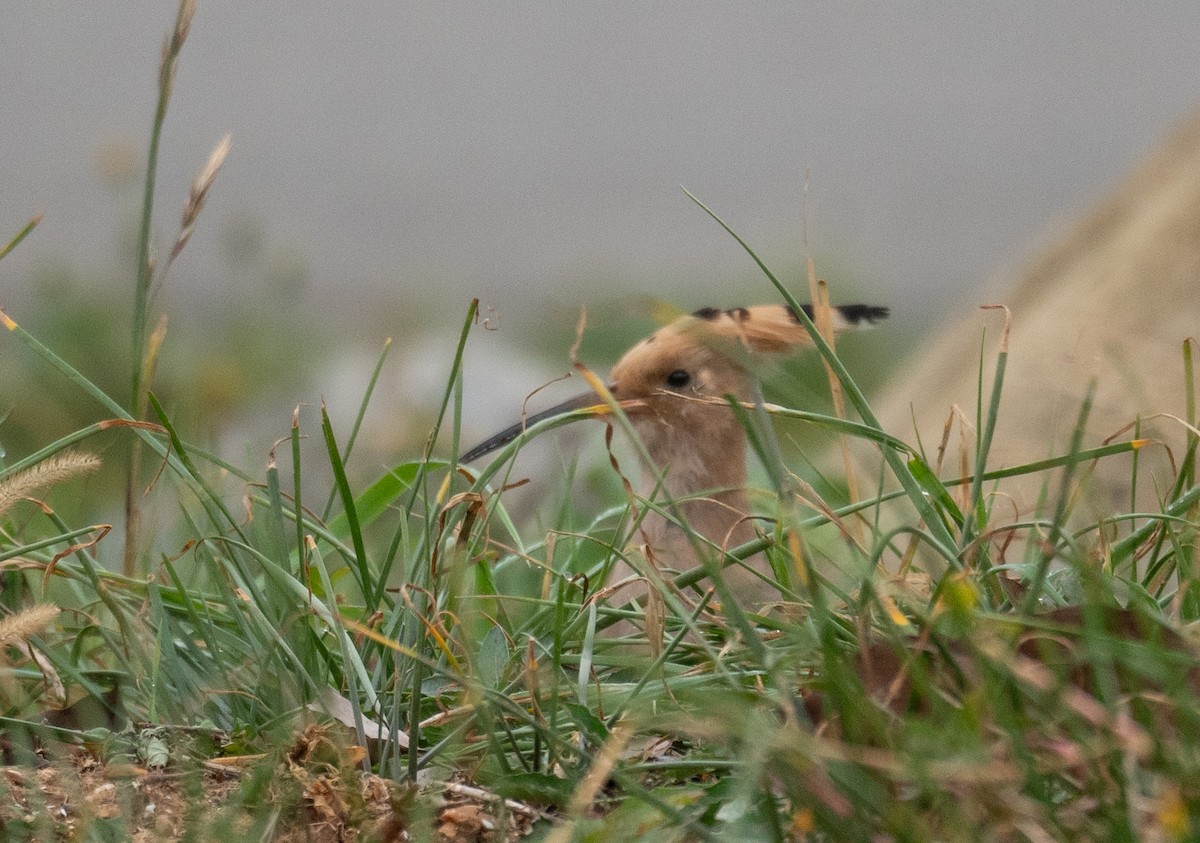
(0, 728), (545, 841)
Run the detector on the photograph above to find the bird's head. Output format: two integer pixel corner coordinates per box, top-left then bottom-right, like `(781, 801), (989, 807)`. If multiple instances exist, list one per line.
(461, 303), (888, 466)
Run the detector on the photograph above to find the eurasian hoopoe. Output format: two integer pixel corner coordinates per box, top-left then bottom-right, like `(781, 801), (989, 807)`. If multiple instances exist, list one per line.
(463, 303), (889, 578)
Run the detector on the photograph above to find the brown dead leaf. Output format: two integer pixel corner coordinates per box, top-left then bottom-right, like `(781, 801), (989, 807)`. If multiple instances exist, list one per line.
(438, 803), (490, 842)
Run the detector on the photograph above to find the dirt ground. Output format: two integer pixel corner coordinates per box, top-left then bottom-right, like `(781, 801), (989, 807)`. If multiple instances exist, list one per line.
(0, 729), (545, 841)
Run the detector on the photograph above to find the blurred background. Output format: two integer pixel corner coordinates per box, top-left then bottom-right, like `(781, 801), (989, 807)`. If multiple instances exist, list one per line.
(3, 3), (1200, 510)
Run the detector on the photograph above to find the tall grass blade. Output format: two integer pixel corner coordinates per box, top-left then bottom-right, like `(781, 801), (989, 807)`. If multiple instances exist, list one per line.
(681, 187), (959, 565)
(0, 213), (42, 262)
(126, 0), (198, 575)
(320, 402), (374, 608)
(962, 306), (1009, 555)
(321, 337), (392, 521)
(1022, 381), (1095, 611)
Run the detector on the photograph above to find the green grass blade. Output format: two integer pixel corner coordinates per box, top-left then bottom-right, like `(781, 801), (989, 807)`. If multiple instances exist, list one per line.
(291, 408), (307, 577)
(147, 393), (247, 543)
(320, 401), (373, 607)
(0, 213), (42, 262)
(963, 308), (1009, 550)
(1022, 382), (1095, 610)
(321, 337), (392, 521)
(264, 446), (291, 571)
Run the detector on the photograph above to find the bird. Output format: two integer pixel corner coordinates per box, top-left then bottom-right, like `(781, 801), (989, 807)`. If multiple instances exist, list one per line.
(462, 302), (889, 592)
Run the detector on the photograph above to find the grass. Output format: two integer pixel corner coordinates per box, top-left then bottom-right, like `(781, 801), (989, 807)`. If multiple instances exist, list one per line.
(3, 3), (1200, 840)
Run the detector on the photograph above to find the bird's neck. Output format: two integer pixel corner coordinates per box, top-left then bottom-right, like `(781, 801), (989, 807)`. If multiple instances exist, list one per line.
(654, 431), (748, 500)
(635, 416), (754, 557)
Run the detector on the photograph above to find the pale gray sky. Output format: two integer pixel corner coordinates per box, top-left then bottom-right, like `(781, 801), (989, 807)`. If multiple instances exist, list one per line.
(4, 4), (1200, 327)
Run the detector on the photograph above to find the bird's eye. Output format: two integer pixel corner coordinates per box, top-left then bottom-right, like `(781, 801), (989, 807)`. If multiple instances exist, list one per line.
(665, 369), (691, 388)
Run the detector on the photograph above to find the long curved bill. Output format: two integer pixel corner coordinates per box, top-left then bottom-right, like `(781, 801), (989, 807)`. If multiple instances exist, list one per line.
(460, 388), (637, 463)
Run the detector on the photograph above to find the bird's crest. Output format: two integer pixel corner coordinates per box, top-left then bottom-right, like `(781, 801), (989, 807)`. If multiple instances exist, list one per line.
(685, 303), (889, 353)
(608, 303), (889, 392)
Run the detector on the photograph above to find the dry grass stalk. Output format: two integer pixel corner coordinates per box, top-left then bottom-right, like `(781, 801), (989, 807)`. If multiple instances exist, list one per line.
(0, 451), (102, 517)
